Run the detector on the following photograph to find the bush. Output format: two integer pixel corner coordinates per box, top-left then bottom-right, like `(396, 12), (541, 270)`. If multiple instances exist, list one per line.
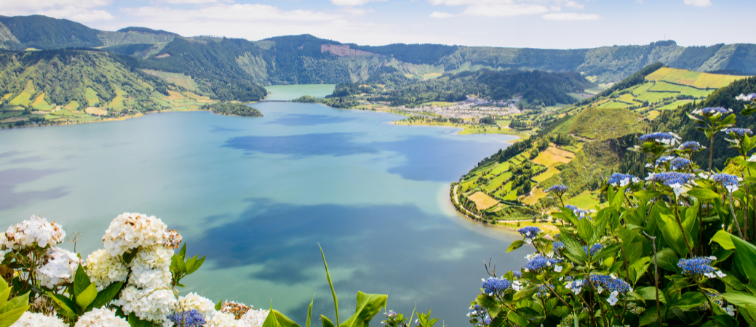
(469, 94), (756, 327)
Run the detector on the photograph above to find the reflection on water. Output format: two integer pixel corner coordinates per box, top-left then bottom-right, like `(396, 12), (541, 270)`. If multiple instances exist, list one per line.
(0, 102), (527, 326)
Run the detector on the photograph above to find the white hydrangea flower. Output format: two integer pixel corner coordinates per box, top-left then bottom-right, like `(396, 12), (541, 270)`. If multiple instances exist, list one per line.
(128, 264), (172, 290)
(117, 286), (177, 323)
(240, 308), (270, 327)
(74, 308), (130, 327)
(134, 246), (174, 269)
(178, 292), (217, 319)
(85, 249), (129, 290)
(37, 246), (80, 289)
(1, 215), (66, 250)
(607, 291), (619, 306)
(11, 311), (67, 327)
(207, 312), (244, 327)
(102, 213), (181, 256)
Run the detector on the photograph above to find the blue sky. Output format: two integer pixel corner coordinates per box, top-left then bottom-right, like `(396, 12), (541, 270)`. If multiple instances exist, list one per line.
(1, 0), (752, 48)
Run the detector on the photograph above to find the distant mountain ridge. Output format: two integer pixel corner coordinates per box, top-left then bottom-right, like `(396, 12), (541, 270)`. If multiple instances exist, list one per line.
(2, 14), (756, 87)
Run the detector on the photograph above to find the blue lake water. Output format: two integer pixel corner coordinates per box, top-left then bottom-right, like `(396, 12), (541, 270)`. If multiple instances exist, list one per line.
(0, 102), (528, 326)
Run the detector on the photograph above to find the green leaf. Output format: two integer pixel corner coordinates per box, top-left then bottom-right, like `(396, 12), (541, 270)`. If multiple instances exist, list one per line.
(178, 243), (187, 260)
(657, 248), (679, 273)
(672, 292), (706, 311)
(560, 232), (587, 264)
(0, 304), (28, 327)
(321, 316), (336, 327)
(75, 283), (97, 309)
(262, 310), (301, 327)
(340, 292), (388, 327)
(319, 245), (339, 326)
(711, 230), (735, 250)
(90, 282), (123, 309)
(506, 311), (532, 327)
(74, 265), (92, 297)
(637, 286), (667, 304)
(658, 213), (687, 257)
(122, 248), (138, 266)
(506, 240), (525, 252)
(0, 285), (9, 310)
(723, 291), (756, 309)
(687, 188), (720, 200)
(577, 219), (593, 244)
(188, 256), (206, 274)
(128, 312), (152, 327)
(49, 293), (76, 318)
(215, 299), (223, 311)
(306, 296), (314, 327)
(732, 235), (756, 283)
(0, 291), (27, 316)
(630, 257), (651, 284)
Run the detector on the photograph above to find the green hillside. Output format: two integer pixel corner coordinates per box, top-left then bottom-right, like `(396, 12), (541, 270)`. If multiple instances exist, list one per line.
(0, 50), (219, 128)
(0, 15), (103, 49)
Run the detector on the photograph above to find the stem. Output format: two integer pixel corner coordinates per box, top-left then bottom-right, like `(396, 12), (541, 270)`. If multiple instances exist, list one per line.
(709, 135), (714, 173)
(643, 232), (663, 327)
(673, 201), (694, 257)
(728, 192), (746, 239)
(545, 284), (573, 311)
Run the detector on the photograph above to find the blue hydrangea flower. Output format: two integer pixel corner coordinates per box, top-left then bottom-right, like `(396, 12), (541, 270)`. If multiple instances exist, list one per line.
(678, 141), (705, 153)
(646, 172), (696, 196)
(483, 316), (492, 326)
(589, 275), (632, 294)
(710, 173), (741, 193)
(653, 156), (675, 168)
(565, 205), (590, 219)
(678, 257), (726, 278)
(547, 185), (568, 193)
(481, 277), (511, 296)
(670, 158), (691, 171)
(536, 284), (553, 298)
(584, 244), (603, 256)
(552, 241), (564, 252)
(693, 107), (732, 116)
(525, 254), (558, 271)
(518, 226), (541, 239)
(565, 279), (585, 294)
(607, 173), (640, 187)
(168, 310), (206, 327)
(639, 132), (680, 145)
(723, 128), (753, 137)
(736, 93), (756, 101)
(512, 271), (522, 278)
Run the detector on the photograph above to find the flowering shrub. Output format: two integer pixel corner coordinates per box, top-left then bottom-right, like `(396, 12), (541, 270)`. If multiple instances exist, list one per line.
(469, 95), (756, 327)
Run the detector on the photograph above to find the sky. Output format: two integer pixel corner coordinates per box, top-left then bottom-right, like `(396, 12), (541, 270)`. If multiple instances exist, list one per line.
(0, 0), (753, 49)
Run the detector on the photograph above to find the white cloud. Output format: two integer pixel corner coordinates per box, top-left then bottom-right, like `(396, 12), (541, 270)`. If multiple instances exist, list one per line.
(340, 7), (374, 15)
(330, 0), (386, 6)
(429, 11), (454, 18)
(427, 0), (591, 18)
(684, 0), (711, 7)
(123, 4), (340, 22)
(159, 0), (224, 4)
(542, 12), (599, 20)
(0, 0), (114, 21)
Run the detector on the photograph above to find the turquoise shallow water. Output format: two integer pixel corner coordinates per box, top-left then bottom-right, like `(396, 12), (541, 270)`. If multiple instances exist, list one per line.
(265, 84), (336, 101)
(0, 102), (529, 326)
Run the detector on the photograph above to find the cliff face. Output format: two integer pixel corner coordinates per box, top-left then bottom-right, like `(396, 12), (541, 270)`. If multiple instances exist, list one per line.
(321, 44), (374, 57)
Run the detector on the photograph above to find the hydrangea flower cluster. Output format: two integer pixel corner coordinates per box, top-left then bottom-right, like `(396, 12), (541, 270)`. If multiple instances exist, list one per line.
(646, 172), (696, 196)
(678, 141), (705, 153)
(639, 132), (680, 145)
(669, 158), (691, 171)
(564, 205), (590, 219)
(736, 93), (756, 101)
(206, 312), (241, 327)
(525, 254), (558, 271)
(547, 185), (568, 194)
(178, 292), (217, 320)
(512, 271), (522, 278)
(74, 308), (129, 327)
(693, 107), (732, 116)
(239, 308), (270, 327)
(102, 213), (180, 323)
(678, 257), (727, 278)
(607, 173), (640, 187)
(652, 156), (675, 168)
(168, 310), (206, 327)
(481, 277), (511, 296)
(466, 304), (490, 327)
(536, 284), (553, 298)
(588, 275), (632, 294)
(517, 226), (541, 240)
(723, 128), (753, 137)
(565, 279), (585, 294)
(552, 241), (564, 252)
(710, 173), (741, 193)
(84, 249), (129, 290)
(0, 215), (66, 250)
(583, 244), (603, 256)
(36, 246), (81, 289)
(11, 312), (67, 327)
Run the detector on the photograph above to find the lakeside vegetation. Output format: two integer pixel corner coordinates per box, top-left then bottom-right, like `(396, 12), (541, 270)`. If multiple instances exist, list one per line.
(203, 102), (263, 117)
